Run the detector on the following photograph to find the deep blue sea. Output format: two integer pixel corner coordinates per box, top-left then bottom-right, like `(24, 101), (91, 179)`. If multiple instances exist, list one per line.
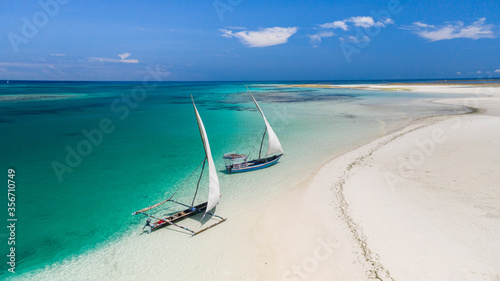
(0, 80), (469, 279)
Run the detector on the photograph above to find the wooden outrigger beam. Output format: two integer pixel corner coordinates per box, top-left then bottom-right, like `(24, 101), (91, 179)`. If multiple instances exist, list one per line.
(169, 200), (227, 236)
(193, 217), (227, 236)
(132, 198), (171, 215)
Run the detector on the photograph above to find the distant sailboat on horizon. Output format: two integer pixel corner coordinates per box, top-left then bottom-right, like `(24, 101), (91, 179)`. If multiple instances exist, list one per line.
(132, 96), (226, 236)
(223, 86), (284, 173)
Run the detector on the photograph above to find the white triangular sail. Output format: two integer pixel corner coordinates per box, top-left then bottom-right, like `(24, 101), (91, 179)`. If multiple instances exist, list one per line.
(192, 97), (220, 213)
(247, 87), (284, 156)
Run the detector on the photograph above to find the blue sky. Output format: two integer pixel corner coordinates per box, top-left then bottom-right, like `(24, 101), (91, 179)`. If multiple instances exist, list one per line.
(0, 0), (499, 81)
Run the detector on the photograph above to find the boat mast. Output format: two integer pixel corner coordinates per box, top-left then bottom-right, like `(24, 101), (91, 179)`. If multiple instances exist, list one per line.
(258, 128), (267, 159)
(191, 157), (207, 208)
(191, 95), (209, 208)
(245, 85), (284, 157)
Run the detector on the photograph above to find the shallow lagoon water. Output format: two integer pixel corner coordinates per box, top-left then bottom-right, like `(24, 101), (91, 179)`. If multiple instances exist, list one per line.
(0, 81), (467, 278)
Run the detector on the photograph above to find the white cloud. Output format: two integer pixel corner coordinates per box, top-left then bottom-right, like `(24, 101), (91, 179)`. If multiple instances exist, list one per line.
(383, 18), (395, 25)
(118, 52), (131, 60)
(495, 69), (500, 73)
(413, 22), (434, 28)
(346, 16), (393, 28)
(0, 62), (55, 68)
(320, 16), (394, 32)
(347, 35), (371, 43)
(476, 71), (482, 74)
(221, 32), (232, 38)
(309, 31), (335, 46)
(348, 16), (377, 28)
(457, 72), (462, 75)
(220, 27), (298, 47)
(50, 54), (66, 57)
(224, 26), (247, 30)
(412, 18), (496, 41)
(315, 16), (393, 47)
(320, 21), (348, 31)
(89, 53), (139, 63)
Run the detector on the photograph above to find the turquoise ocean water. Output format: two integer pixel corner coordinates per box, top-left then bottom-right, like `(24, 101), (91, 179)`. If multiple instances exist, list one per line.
(0, 81), (469, 279)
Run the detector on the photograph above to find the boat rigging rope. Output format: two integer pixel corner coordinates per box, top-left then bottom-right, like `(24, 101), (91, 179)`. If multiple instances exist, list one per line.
(191, 157), (207, 207)
(169, 158), (206, 201)
(258, 127), (267, 159)
(132, 158), (207, 215)
(247, 127), (266, 158)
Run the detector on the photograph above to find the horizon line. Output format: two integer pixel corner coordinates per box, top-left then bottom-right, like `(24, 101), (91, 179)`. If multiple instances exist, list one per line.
(1, 77), (499, 83)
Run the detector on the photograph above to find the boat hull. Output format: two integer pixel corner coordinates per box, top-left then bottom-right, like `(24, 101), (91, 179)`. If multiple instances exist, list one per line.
(227, 154), (283, 173)
(151, 202), (207, 232)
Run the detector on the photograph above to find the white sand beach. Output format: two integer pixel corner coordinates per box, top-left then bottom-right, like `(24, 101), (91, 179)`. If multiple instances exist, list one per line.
(260, 84), (500, 281)
(22, 84), (500, 281)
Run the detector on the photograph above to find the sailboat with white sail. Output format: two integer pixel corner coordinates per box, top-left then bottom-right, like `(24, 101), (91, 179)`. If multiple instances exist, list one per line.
(223, 86), (284, 173)
(132, 96), (226, 236)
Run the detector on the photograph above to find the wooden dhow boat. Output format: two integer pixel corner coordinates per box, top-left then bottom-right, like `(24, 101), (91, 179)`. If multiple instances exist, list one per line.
(132, 96), (226, 236)
(223, 86), (284, 173)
